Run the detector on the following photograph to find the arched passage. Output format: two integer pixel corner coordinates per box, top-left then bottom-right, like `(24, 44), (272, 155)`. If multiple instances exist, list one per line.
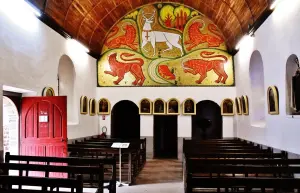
(111, 100), (140, 139)
(286, 54), (299, 115)
(192, 100), (222, 140)
(249, 50), (265, 125)
(3, 96), (19, 157)
(58, 55), (77, 123)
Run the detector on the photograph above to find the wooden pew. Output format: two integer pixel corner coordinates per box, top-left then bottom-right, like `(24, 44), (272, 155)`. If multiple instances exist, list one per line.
(183, 139), (295, 193)
(186, 175), (300, 193)
(67, 145), (138, 185)
(72, 140), (145, 173)
(82, 137), (147, 168)
(5, 152), (116, 193)
(0, 162), (103, 193)
(0, 175), (83, 193)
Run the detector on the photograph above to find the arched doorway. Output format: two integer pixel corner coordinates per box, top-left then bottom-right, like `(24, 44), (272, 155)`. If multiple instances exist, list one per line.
(111, 100), (140, 139)
(192, 100), (222, 140)
(249, 50), (266, 125)
(3, 96), (19, 157)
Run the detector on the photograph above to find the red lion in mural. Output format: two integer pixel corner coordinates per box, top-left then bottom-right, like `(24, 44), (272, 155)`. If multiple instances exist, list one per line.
(104, 24), (138, 50)
(184, 21), (224, 51)
(104, 53), (145, 86)
(182, 51), (228, 84)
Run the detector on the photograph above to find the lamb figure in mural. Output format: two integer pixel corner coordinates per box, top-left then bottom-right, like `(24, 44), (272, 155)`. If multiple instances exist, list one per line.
(141, 10), (183, 57)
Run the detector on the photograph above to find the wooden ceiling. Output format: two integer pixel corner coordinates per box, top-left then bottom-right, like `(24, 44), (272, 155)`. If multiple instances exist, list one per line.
(28, 0), (271, 57)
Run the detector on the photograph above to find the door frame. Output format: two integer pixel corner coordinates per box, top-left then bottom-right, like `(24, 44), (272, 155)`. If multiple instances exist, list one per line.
(153, 115), (178, 159)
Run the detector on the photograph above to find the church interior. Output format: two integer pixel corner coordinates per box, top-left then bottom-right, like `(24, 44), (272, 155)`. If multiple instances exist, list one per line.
(1, 0), (300, 192)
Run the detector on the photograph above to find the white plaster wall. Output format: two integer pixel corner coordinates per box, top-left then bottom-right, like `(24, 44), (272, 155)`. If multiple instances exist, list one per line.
(234, 0), (300, 154)
(0, 8), (98, 148)
(97, 87), (236, 138)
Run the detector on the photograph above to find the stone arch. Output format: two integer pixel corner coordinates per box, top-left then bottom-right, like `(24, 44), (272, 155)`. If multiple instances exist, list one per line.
(58, 55), (77, 123)
(249, 50), (265, 125)
(286, 54), (299, 115)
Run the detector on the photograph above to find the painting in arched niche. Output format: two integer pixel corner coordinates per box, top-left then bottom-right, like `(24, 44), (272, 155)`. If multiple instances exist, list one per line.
(97, 3), (234, 87)
(221, 98), (234, 116)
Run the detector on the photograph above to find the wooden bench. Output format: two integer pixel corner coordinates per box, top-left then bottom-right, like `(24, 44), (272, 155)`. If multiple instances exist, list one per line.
(0, 162), (103, 193)
(183, 139), (296, 193)
(67, 145), (138, 185)
(82, 137), (147, 168)
(5, 152), (116, 193)
(186, 176), (300, 193)
(0, 175), (83, 193)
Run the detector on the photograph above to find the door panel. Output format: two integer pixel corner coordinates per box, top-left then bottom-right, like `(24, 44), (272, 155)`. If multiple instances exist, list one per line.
(21, 96), (67, 177)
(154, 115), (178, 159)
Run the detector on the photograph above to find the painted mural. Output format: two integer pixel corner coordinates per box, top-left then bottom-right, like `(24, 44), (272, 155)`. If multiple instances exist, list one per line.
(97, 3), (234, 87)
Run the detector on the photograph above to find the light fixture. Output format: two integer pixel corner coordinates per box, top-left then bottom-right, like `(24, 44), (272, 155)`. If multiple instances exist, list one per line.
(235, 35), (251, 50)
(270, 0), (281, 10)
(24, 0), (42, 17)
(67, 39), (90, 53)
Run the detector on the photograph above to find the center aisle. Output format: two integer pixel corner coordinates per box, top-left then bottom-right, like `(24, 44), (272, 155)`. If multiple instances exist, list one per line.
(104, 159), (183, 193)
(136, 159), (182, 184)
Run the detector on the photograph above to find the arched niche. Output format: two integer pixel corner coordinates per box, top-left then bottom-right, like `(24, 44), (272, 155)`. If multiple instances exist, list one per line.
(267, 86), (279, 115)
(153, 98), (166, 115)
(249, 50), (265, 124)
(192, 100), (222, 140)
(139, 98), (152, 115)
(42, 87), (55, 96)
(221, 98), (234, 116)
(80, 96), (88, 115)
(235, 97), (242, 115)
(111, 100), (140, 139)
(182, 98), (196, 115)
(58, 55), (77, 122)
(89, 98), (96, 116)
(98, 98), (111, 115)
(286, 54), (299, 115)
(167, 98), (180, 115)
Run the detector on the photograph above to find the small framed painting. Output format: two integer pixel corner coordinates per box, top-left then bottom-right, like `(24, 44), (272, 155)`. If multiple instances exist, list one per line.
(153, 98), (166, 115)
(267, 86), (279, 115)
(221, 98), (234, 116)
(183, 98), (196, 115)
(89, 99), (96, 116)
(235, 97), (242, 115)
(139, 98), (152, 115)
(42, 87), (55, 96)
(167, 98), (180, 115)
(241, 95), (249, 115)
(98, 98), (111, 115)
(80, 96), (88, 115)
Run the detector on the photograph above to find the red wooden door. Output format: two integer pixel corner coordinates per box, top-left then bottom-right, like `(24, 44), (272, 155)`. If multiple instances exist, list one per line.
(21, 96), (67, 177)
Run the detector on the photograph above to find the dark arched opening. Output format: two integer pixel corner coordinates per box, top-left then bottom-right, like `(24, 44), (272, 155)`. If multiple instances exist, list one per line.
(111, 100), (140, 139)
(192, 100), (222, 140)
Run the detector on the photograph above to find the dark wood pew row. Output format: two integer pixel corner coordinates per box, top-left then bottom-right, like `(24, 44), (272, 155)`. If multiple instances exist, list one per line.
(74, 139), (146, 170)
(0, 175), (83, 193)
(5, 152), (116, 193)
(83, 137), (147, 168)
(183, 139), (296, 193)
(69, 138), (147, 185)
(0, 163), (103, 193)
(68, 144), (138, 185)
(186, 176), (300, 193)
